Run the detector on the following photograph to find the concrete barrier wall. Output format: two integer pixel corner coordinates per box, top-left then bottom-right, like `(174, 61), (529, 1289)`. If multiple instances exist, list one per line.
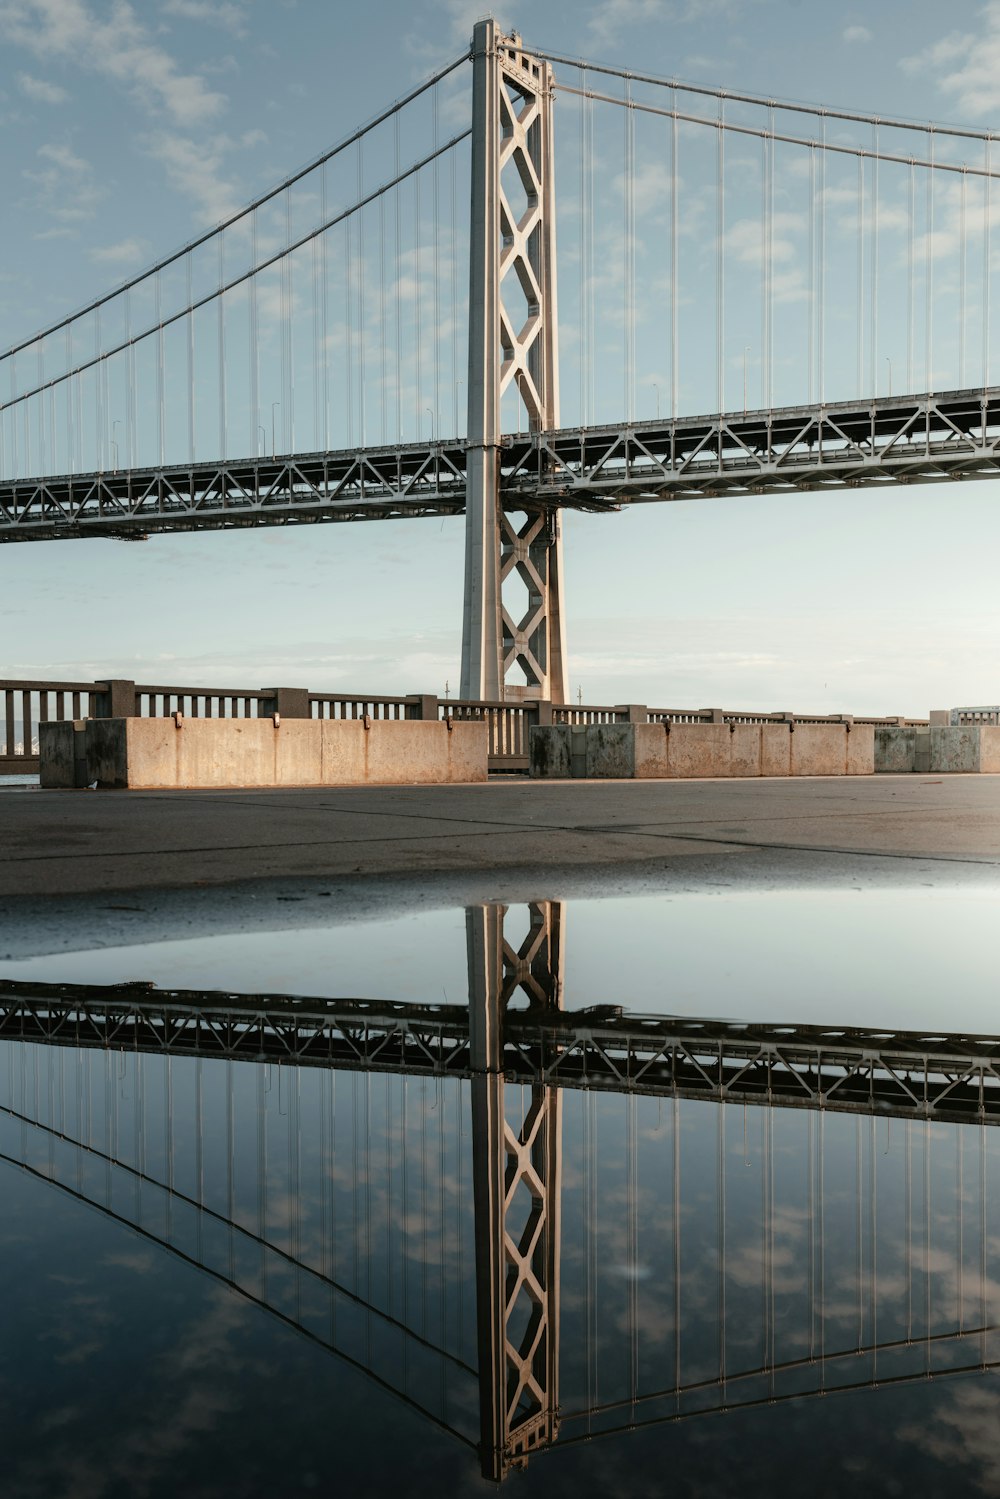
(38, 720), (88, 788)
(530, 723), (874, 779)
(72, 717), (487, 788)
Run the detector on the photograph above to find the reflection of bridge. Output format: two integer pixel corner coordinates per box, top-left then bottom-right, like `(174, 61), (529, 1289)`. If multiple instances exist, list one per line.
(3, 903), (1000, 1480)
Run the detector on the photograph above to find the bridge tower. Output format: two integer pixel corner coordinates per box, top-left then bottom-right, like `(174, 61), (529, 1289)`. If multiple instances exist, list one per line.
(468, 902), (564, 1481)
(461, 21), (568, 705)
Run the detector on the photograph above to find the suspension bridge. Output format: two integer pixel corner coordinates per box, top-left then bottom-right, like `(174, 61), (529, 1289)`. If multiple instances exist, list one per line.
(3, 21), (1000, 703)
(4, 902), (1000, 1481)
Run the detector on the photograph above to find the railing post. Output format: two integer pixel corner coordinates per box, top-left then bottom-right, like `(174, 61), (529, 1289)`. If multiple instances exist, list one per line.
(262, 687), (311, 718)
(94, 679), (136, 718)
(616, 703), (648, 725)
(536, 699), (553, 727)
(414, 694), (440, 721)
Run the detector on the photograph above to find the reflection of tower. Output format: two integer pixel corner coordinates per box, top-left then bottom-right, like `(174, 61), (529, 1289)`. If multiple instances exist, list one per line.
(468, 903), (564, 1482)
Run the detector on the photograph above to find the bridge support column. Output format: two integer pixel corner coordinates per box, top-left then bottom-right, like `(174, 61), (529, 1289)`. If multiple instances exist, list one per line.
(461, 21), (567, 704)
(469, 901), (564, 1480)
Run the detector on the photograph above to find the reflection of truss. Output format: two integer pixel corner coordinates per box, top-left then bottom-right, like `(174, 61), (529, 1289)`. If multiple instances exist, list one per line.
(6, 979), (1000, 1126)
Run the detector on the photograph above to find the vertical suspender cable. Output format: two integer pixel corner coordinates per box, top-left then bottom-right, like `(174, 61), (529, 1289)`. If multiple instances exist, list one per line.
(312, 231), (320, 451)
(187, 252), (195, 463)
(587, 84), (596, 422)
(433, 87), (441, 442)
(65, 326), (73, 473)
(321, 165), (330, 450)
(959, 166), (968, 386)
(872, 124), (879, 398)
(345, 213), (354, 446)
(808, 145), (815, 406)
(380, 188), (388, 443)
(286, 189), (296, 452)
(155, 276), (165, 467)
(819, 116), (827, 404)
(579, 76), (586, 425)
(125, 292), (135, 467)
(415, 168), (423, 438)
(671, 93), (679, 418)
(450, 145), (459, 435)
(358, 140), (366, 445)
(717, 99), (725, 415)
(395, 114), (402, 441)
(907, 160), (915, 393)
(760, 137), (767, 410)
(94, 308), (102, 469)
(926, 129), (935, 392)
(857, 152), (865, 400)
(624, 77), (635, 422)
(249, 212), (259, 457)
(984, 139), (992, 390)
(218, 230), (227, 458)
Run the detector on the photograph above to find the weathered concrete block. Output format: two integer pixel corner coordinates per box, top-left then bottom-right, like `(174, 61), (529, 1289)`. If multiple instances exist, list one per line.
(633, 723), (671, 778)
(361, 720), (486, 785)
(529, 721), (871, 779)
(75, 717), (486, 788)
(761, 724), (792, 777)
(529, 724), (571, 778)
(845, 726), (875, 776)
(874, 726), (915, 773)
(587, 723), (635, 778)
(914, 728), (931, 773)
(929, 726), (980, 773)
(38, 720), (87, 788)
(980, 726), (1000, 773)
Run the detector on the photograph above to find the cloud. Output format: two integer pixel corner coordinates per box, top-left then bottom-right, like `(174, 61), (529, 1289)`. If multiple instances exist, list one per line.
(18, 70), (67, 103)
(89, 235), (149, 265)
(842, 24), (871, 43)
(22, 139), (104, 221)
(0, 0), (227, 125)
(900, 2), (1000, 118)
(144, 130), (241, 225)
(162, 0), (248, 35)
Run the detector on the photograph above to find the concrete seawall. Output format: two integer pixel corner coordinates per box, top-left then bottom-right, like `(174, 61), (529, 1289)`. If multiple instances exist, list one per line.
(40, 717), (488, 789)
(530, 722), (874, 779)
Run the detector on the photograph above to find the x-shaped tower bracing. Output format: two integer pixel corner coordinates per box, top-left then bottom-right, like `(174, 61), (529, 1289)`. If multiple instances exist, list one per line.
(462, 22), (567, 704)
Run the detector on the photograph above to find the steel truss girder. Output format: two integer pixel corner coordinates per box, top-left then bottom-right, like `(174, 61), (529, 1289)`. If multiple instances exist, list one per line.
(502, 389), (1000, 507)
(6, 390), (1000, 543)
(0, 443), (469, 542)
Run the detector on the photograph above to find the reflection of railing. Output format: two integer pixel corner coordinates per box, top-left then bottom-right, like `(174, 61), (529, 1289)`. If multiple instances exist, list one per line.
(6, 980), (1000, 1125)
(1, 673), (927, 773)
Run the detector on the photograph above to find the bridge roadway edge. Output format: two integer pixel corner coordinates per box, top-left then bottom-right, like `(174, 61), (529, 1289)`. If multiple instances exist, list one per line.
(1, 777), (998, 954)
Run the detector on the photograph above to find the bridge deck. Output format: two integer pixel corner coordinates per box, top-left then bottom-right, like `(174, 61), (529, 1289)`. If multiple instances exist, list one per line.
(2, 389), (998, 540)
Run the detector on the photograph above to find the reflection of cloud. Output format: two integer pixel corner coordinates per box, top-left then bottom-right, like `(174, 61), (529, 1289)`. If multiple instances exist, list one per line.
(901, 1382), (1000, 1494)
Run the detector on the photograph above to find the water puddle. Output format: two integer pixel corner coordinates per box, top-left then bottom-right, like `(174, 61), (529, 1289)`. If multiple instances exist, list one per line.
(3, 884), (1000, 1494)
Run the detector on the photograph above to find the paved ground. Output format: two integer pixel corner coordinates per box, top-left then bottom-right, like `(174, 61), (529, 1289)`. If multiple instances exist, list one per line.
(2, 774), (998, 901)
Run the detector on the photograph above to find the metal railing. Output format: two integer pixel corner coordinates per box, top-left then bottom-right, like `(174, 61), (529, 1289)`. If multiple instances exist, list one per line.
(0, 675), (929, 775)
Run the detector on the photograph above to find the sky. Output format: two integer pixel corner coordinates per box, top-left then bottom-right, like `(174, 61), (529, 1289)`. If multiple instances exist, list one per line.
(1, 0), (1000, 716)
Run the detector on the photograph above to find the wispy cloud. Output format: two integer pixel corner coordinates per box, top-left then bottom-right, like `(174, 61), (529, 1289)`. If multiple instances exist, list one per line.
(144, 130), (241, 225)
(842, 24), (872, 43)
(900, 1), (1000, 118)
(23, 140), (104, 221)
(162, 0), (249, 36)
(18, 70), (67, 103)
(89, 235), (149, 264)
(0, 0), (227, 124)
